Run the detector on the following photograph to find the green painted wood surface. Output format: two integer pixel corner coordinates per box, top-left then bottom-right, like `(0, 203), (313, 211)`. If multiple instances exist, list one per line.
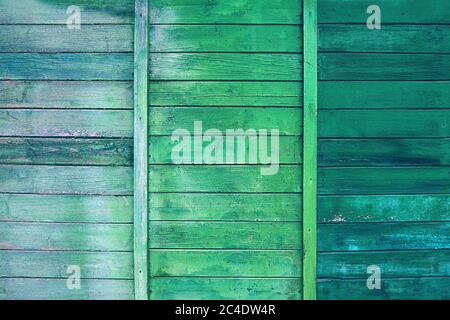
(0, 194), (132, 223)
(0, 278), (134, 300)
(149, 193), (301, 221)
(150, 250), (301, 277)
(0, 165), (132, 195)
(0, 250), (133, 279)
(0, 222), (132, 251)
(150, 222), (301, 249)
(149, 165), (302, 193)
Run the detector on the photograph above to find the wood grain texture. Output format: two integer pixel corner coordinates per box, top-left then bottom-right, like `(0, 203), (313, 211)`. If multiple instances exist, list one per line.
(0, 54), (133, 80)
(0, 222), (132, 251)
(0, 165), (132, 195)
(0, 110), (133, 137)
(0, 278), (133, 300)
(149, 193), (301, 221)
(149, 165), (302, 193)
(150, 221), (301, 249)
(318, 222), (450, 251)
(0, 194), (132, 223)
(150, 53), (302, 81)
(0, 250), (133, 279)
(150, 250), (301, 277)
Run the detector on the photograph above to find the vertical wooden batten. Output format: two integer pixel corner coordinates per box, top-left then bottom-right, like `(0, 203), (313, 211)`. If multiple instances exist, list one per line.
(303, 0), (318, 300)
(133, 0), (149, 300)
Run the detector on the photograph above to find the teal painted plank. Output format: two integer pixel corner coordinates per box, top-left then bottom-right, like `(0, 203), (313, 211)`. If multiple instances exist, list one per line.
(150, 250), (301, 277)
(149, 165), (302, 193)
(150, 53), (302, 81)
(150, 222), (301, 249)
(150, 278), (302, 300)
(0, 110), (133, 137)
(318, 195), (450, 223)
(0, 81), (133, 109)
(0, 194), (132, 223)
(0, 278), (133, 300)
(318, 222), (450, 251)
(0, 54), (133, 80)
(0, 165), (132, 195)
(0, 250), (133, 279)
(0, 222), (132, 251)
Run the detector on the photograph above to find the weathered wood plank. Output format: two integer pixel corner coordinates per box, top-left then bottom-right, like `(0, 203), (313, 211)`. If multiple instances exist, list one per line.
(150, 222), (301, 249)
(0, 25), (133, 53)
(0, 278), (133, 300)
(318, 167), (450, 195)
(0, 138), (133, 165)
(318, 277), (450, 300)
(149, 193), (301, 221)
(149, 107), (302, 136)
(0, 194), (133, 223)
(319, 53), (450, 81)
(319, 110), (450, 138)
(150, 81), (301, 107)
(0, 54), (133, 80)
(318, 222), (450, 251)
(0, 222), (133, 251)
(319, 139), (450, 166)
(149, 165), (302, 193)
(0, 250), (133, 279)
(150, 53), (302, 81)
(318, 250), (450, 278)
(0, 81), (133, 109)
(0, 165), (132, 195)
(150, 278), (302, 300)
(150, 250), (301, 277)
(0, 110), (133, 137)
(318, 195), (450, 223)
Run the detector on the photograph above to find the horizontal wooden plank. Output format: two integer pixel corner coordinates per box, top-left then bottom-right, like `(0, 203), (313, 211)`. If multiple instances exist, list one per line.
(318, 250), (450, 278)
(150, 0), (301, 24)
(0, 278), (133, 300)
(319, 139), (450, 166)
(0, 250), (133, 279)
(150, 136), (301, 164)
(319, 110), (450, 138)
(0, 165), (132, 195)
(150, 25), (301, 52)
(319, 81), (450, 109)
(319, 25), (450, 53)
(0, 138), (133, 165)
(149, 193), (301, 221)
(149, 165), (302, 193)
(150, 250), (301, 277)
(149, 107), (302, 136)
(318, 0), (450, 24)
(150, 53), (302, 81)
(150, 222), (301, 249)
(318, 277), (450, 300)
(318, 167), (450, 195)
(319, 53), (450, 81)
(0, 81), (133, 109)
(0, 110), (133, 137)
(318, 195), (450, 223)
(0, 194), (132, 223)
(149, 81), (302, 107)
(0, 0), (134, 24)
(0, 25), (133, 53)
(318, 222), (450, 251)
(150, 278), (301, 300)
(0, 222), (133, 251)
(0, 54), (133, 80)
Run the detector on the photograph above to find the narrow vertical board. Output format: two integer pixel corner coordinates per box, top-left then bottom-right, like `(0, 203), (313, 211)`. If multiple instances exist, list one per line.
(303, 0), (318, 300)
(133, 0), (149, 301)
